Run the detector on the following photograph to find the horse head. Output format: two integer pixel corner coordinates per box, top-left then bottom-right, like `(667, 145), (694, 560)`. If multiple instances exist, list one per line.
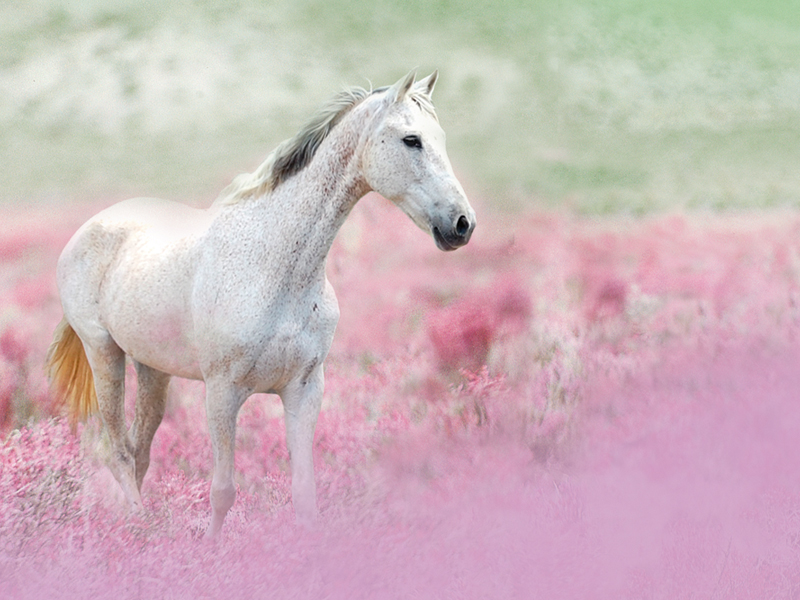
(362, 69), (476, 251)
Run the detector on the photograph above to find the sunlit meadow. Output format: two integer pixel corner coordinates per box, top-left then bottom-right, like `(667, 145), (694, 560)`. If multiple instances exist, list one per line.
(3, 1), (800, 598)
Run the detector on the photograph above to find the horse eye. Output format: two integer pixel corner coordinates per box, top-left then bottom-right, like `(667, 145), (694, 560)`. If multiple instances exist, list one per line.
(402, 135), (422, 149)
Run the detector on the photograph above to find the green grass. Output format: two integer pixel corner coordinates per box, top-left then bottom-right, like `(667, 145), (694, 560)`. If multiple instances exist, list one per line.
(2, 0), (799, 213)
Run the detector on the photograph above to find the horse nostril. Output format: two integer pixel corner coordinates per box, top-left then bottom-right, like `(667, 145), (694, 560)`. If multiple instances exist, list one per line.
(456, 215), (470, 237)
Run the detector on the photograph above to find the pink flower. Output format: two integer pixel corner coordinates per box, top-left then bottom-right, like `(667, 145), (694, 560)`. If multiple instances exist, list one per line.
(0, 327), (26, 365)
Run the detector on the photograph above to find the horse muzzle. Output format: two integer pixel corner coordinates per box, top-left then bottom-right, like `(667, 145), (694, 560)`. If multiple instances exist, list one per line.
(433, 214), (475, 251)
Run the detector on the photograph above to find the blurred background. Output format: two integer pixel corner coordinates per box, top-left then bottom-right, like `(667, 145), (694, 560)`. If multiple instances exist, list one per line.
(2, 0), (800, 214)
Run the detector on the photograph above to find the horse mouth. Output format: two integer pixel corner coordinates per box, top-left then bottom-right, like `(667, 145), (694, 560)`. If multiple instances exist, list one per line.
(433, 227), (458, 251)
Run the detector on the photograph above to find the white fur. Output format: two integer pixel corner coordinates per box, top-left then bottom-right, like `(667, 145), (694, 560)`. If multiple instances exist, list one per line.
(55, 70), (475, 537)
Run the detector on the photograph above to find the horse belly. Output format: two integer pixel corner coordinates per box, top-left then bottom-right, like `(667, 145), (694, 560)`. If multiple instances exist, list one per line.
(108, 309), (202, 380)
(101, 248), (202, 379)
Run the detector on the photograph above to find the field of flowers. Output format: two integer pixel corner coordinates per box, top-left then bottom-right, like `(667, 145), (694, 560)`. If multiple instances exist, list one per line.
(2, 195), (800, 598)
(3, 0), (800, 596)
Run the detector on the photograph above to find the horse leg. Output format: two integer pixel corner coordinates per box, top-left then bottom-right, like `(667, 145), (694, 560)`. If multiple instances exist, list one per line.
(280, 365), (324, 527)
(85, 336), (142, 510)
(203, 379), (247, 539)
(128, 361), (170, 492)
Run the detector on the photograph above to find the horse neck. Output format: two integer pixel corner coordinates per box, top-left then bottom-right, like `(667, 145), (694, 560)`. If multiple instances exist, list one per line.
(287, 102), (375, 227)
(234, 102), (376, 283)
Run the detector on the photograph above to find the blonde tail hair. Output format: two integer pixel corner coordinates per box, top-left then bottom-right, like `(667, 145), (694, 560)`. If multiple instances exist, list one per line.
(46, 318), (97, 428)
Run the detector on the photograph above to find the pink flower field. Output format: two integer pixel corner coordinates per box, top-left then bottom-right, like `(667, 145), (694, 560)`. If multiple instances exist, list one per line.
(2, 197), (800, 598)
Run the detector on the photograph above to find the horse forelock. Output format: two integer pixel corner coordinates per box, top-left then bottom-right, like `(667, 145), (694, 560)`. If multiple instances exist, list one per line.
(407, 91), (437, 121)
(216, 83), (437, 206)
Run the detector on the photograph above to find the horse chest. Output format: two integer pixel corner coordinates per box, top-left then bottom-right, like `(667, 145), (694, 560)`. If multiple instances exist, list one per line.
(248, 295), (339, 392)
(196, 278), (339, 392)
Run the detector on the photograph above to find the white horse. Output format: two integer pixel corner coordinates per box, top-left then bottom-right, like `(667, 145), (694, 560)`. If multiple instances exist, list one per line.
(46, 69), (475, 538)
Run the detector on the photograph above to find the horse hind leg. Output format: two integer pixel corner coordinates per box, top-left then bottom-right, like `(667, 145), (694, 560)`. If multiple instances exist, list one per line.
(84, 336), (143, 510)
(128, 361), (170, 492)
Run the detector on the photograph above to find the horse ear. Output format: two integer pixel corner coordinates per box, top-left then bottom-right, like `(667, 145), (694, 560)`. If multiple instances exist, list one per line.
(417, 69), (438, 97)
(392, 69), (417, 102)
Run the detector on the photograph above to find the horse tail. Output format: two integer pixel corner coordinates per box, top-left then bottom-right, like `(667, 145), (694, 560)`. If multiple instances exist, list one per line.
(46, 318), (97, 429)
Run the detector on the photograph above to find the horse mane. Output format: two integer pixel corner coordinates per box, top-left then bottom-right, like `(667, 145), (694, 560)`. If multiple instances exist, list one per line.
(216, 83), (437, 205)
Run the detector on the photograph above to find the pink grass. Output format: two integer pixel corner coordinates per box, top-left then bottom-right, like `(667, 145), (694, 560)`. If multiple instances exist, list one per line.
(2, 200), (800, 598)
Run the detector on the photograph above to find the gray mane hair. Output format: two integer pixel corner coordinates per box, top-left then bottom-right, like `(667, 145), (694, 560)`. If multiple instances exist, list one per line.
(216, 83), (437, 205)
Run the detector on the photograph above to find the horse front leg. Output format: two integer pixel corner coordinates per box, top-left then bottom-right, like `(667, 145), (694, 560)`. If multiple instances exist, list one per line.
(203, 379), (248, 539)
(280, 365), (324, 527)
